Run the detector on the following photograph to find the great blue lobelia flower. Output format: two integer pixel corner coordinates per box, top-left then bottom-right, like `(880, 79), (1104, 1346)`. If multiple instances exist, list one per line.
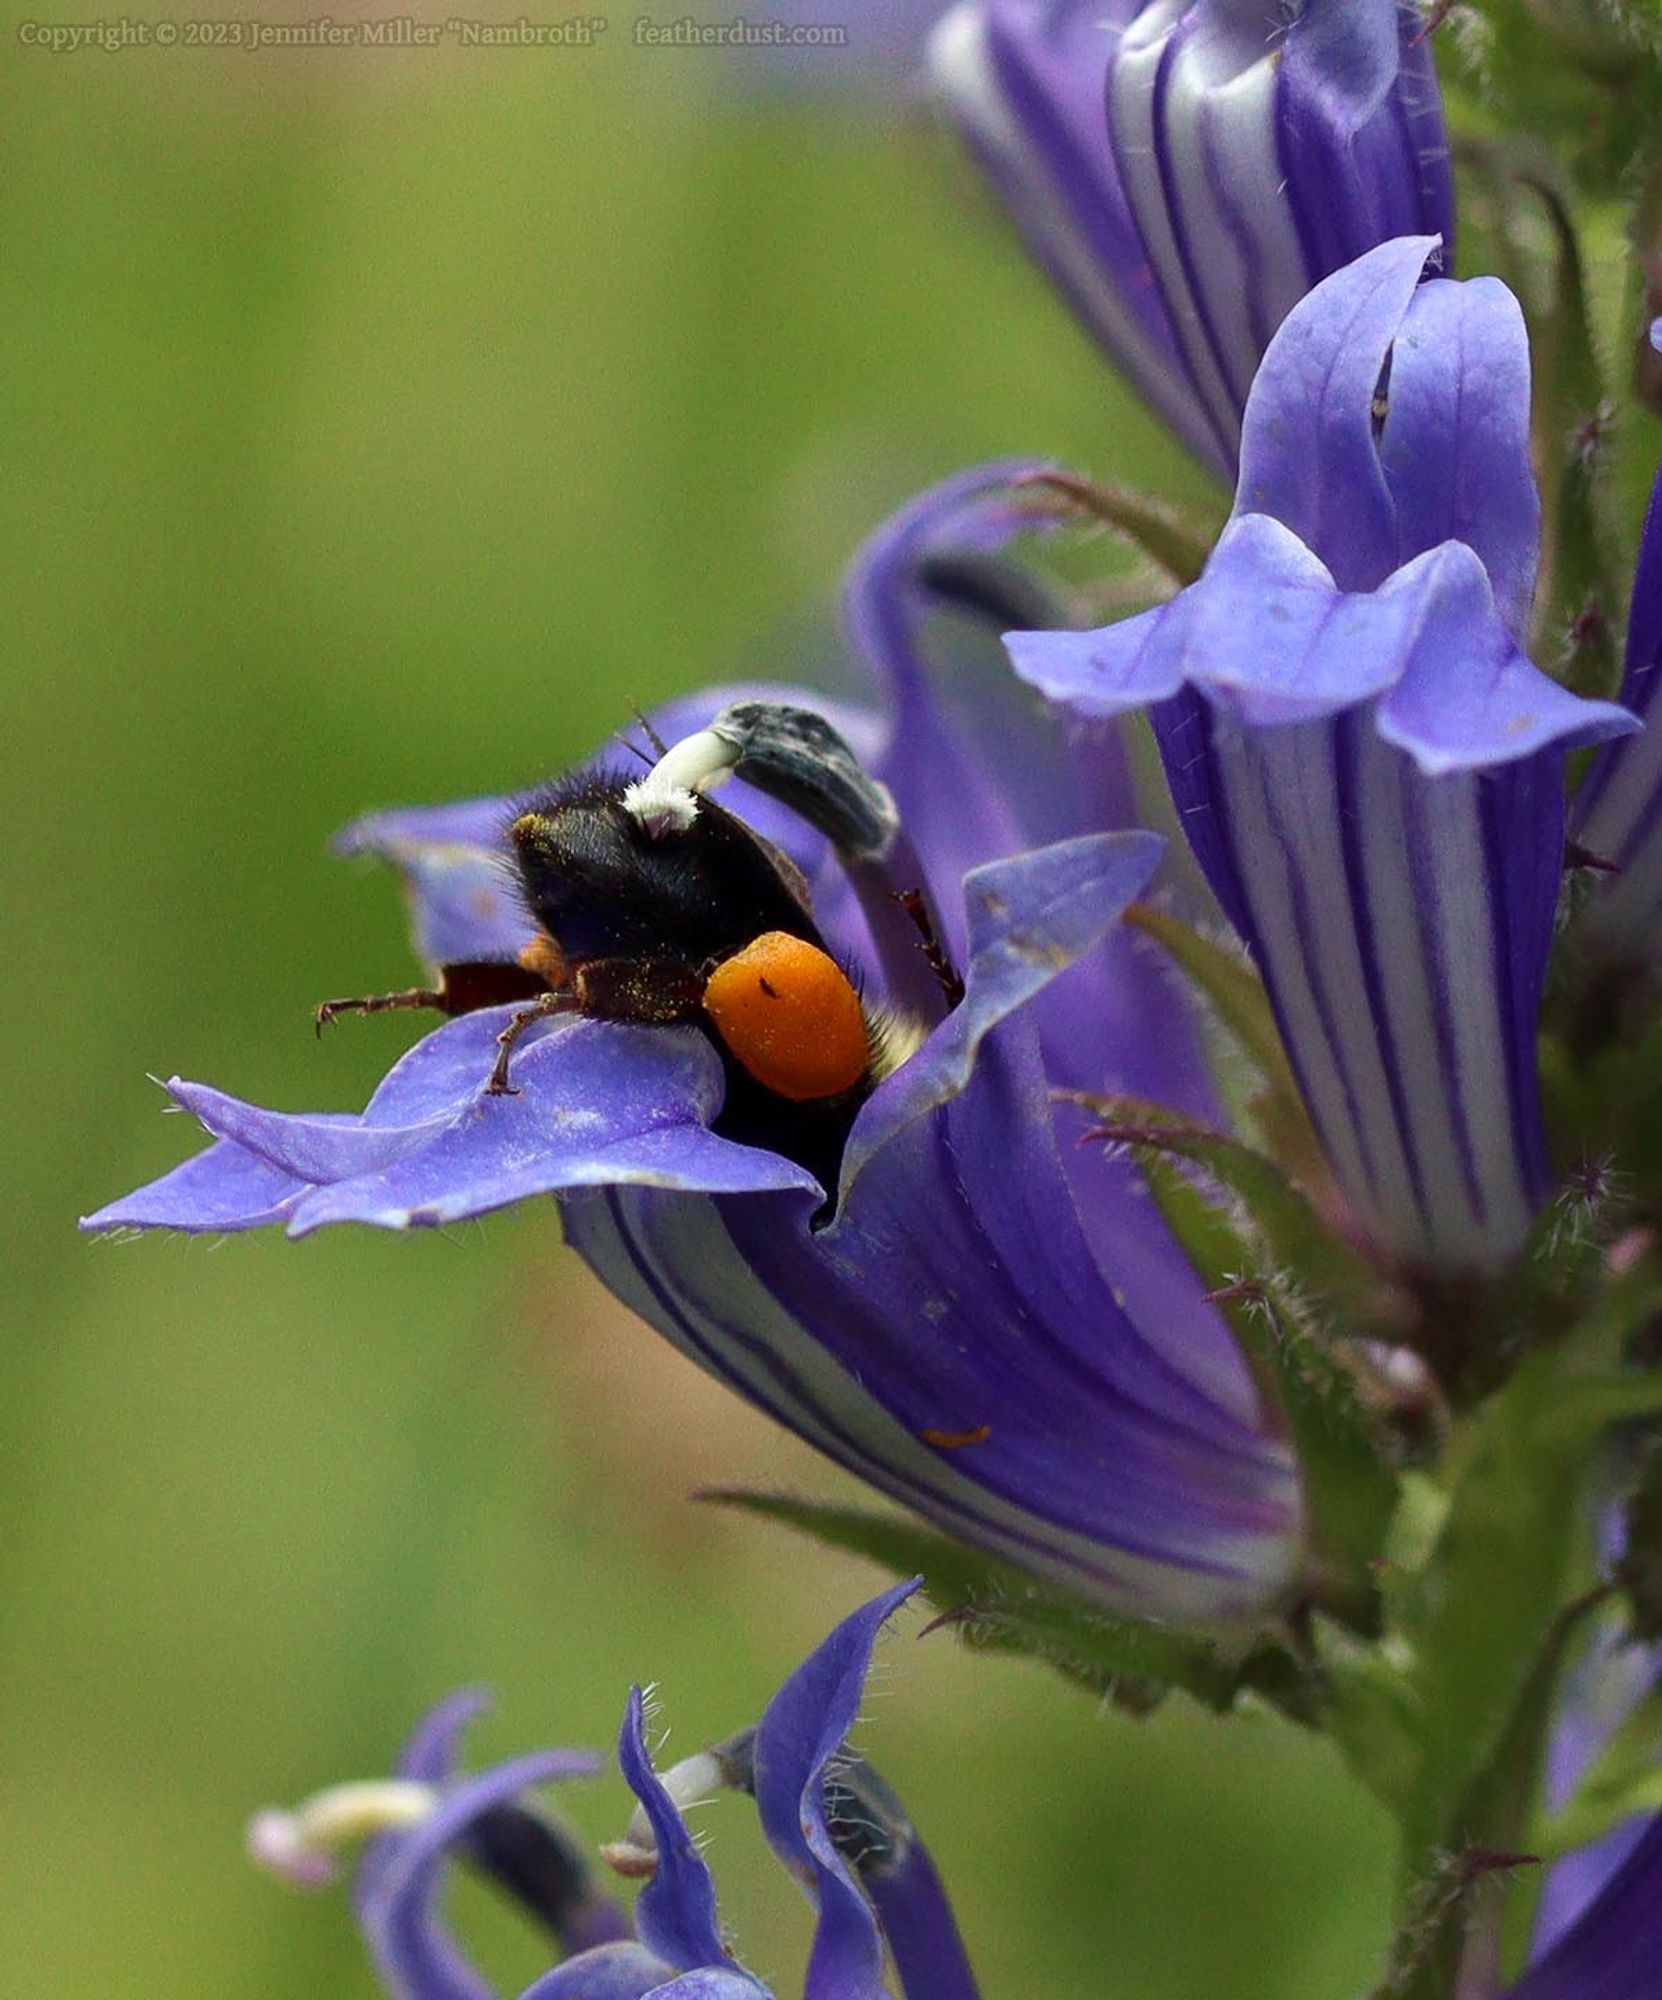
(928, 0), (1454, 477)
(1007, 235), (1636, 1273)
(82, 458), (1305, 1630)
(249, 1581), (977, 2000)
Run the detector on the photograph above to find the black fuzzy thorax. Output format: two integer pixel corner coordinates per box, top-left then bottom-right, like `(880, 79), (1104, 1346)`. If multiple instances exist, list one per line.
(507, 771), (826, 972)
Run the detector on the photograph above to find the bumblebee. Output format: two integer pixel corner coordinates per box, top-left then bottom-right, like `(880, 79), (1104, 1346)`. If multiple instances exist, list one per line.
(319, 705), (949, 1178)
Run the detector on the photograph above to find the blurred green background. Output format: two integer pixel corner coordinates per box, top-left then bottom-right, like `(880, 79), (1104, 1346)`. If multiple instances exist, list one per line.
(2, 16), (1393, 1997)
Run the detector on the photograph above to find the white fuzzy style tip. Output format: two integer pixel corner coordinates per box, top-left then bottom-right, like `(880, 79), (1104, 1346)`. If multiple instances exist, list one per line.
(622, 726), (743, 837)
(619, 775), (701, 837)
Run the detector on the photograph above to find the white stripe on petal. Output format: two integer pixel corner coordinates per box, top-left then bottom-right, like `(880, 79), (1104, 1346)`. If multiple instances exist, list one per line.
(1211, 718), (1421, 1242)
(1406, 770), (1537, 1256)
(1208, 717), (1539, 1268)
(1163, 16), (1309, 411)
(1109, 14), (1246, 460)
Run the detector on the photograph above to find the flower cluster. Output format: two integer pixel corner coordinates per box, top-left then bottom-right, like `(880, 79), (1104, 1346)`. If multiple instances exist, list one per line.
(249, 1584), (978, 2000)
(87, 2), (1662, 1995)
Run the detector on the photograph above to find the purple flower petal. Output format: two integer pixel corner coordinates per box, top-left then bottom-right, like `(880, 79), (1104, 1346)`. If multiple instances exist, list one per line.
(860, 1833), (978, 2000)
(513, 1942), (690, 2000)
(1107, 0), (1316, 457)
(1234, 233), (1435, 589)
(1235, 238), (1538, 634)
(94, 1015), (820, 1242)
(615, 1689), (733, 1976)
(356, 1751), (602, 2000)
(1508, 1815), (1662, 2000)
(80, 1134), (322, 1234)
(1276, 0), (1453, 280)
(1374, 273), (1538, 639)
(394, 1690), (494, 1786)
(752, 1582), (920, 2000)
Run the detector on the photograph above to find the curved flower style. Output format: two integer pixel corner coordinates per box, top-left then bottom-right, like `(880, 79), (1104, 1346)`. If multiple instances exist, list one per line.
(83, 463), (1304, 1627)
(1573, 461), (1662, 956)
(1008, 237), (1635, 1272)
(252, 1582), (974, 2000)
(929, 0), (1454, 476)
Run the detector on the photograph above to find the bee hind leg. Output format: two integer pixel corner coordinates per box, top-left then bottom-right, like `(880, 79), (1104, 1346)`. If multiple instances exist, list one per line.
(316, 960), (553, 1038)
(314, 987), (446, 1036)
(487, 992), (572, 1097)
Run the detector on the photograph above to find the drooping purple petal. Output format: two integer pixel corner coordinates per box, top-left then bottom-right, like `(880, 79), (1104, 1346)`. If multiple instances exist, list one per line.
(1575, 460), (1662, 954)
(1508, 1814), (1662, 2000)
(615, 1690), (736, 1977)
(841, 459), (1217, 1120)
(566, 837), (1303, 1623)
(84, 1014), (821, 1242)
(356, 1751), (601, 2000)
(861, 1832), (979, 2000)
(394, 1690), (494, 1785)
(752, 1582), (920, 2000)
(80, 1133), (323, 1235)
(1008, 533), (1632, 1270)
(1276, 2), (1453, 287)
(1373, 273), (1538, 637)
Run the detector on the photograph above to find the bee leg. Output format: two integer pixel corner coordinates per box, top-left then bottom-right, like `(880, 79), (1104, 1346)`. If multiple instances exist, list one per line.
(893, 887), (966, 1009)
(316, 961), (553, 1038)
(315, 988), (446, 1036)
(486, 992), (571, 1097)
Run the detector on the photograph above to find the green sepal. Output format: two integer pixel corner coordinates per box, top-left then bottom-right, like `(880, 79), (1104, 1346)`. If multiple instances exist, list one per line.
(1014, 469), (1219, 586)
(699, 1488), (1318, 1721)
(1122, 903), (1325, 1180)
(1321, 1650), (1421, 1820)
(1445, 5), (1657, 194)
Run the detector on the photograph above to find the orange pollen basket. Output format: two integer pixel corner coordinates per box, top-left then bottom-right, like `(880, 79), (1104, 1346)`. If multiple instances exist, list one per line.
(702, 931), (868, 1103)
